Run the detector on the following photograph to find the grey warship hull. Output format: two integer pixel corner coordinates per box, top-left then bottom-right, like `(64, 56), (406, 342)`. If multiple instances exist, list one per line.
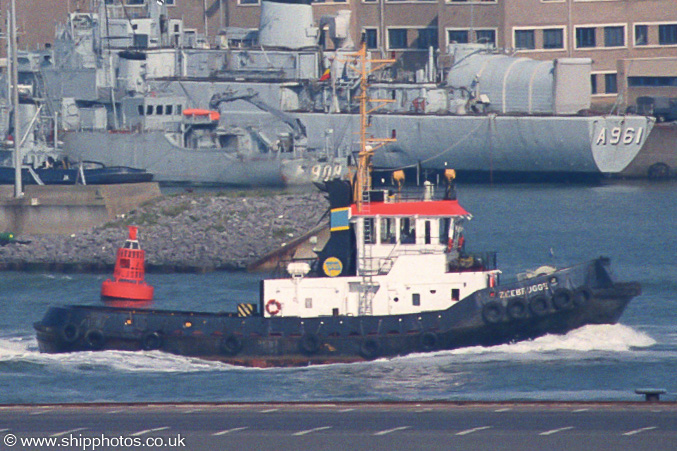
(64, 111), (653, 183)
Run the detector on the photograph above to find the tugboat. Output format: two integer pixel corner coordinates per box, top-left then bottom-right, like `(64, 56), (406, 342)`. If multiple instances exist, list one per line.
(33, 45), (641, 366)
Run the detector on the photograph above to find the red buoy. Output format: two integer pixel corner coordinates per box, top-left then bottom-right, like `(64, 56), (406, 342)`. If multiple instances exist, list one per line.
(101, 226), (154, 301)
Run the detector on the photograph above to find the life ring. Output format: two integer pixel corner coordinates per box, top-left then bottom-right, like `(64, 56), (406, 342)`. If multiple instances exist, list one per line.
(419, 332), (439, 351)
(84, 329), (105, 350)
(265, 299), (282, 316)
(572, 287), (592, 308)
(299, 333), (321, 355)
(60, 323), (80, 343)
(506, 297), (529, 320)
(359, 338), (380, 359)
(552, 288), (574, 310)
(481, 301), (504, 324)
(529, 296), (550, 316)
(142, 331), (162, 351)
(219, 334), (243, 355)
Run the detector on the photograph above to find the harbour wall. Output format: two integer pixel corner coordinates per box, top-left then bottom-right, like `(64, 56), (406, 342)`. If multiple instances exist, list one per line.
(0, 183), (162, 235)
(0, 190), (329, 272)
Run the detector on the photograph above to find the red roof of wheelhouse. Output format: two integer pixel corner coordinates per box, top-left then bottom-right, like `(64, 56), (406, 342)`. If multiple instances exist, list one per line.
(351, 200), (469, 217)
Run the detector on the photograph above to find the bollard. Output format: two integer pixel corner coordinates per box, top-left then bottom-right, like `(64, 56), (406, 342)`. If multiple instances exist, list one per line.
(635, 388), (666, 402)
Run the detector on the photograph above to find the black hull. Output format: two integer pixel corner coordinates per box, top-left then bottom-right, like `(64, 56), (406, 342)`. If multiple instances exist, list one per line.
(34, 258), (640, 367)
(0, 166), (153, 185)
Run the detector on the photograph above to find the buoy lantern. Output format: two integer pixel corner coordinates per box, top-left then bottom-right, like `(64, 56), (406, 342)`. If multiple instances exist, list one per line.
(101, 226), (154, 301)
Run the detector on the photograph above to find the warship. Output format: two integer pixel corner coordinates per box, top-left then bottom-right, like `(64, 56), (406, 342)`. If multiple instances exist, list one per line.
(23, 0), (653, 185)
(33, 45), (641, 367)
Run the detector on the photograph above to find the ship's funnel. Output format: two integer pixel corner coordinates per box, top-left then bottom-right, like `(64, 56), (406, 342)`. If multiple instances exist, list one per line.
(259, 0), (318, 49)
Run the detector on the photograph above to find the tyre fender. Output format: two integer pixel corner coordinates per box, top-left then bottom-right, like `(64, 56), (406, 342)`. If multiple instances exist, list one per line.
(84, 329), (106, 350)
(481, 301), (505, 324)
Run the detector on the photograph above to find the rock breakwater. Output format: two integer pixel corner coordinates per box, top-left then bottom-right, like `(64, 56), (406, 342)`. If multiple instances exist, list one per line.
(0, 190), (328, 272)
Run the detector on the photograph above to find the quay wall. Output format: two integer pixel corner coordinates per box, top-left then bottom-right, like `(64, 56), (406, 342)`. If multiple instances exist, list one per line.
(0, 190), (329, 272)
(0, 183), (162, 235)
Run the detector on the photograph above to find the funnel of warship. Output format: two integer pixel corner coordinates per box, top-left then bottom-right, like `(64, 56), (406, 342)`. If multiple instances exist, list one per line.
(32, 0), (653, 185)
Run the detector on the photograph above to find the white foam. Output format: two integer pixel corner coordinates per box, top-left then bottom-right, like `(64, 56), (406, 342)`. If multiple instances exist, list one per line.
(449, 324), (656, 356)
(0, 335), (231, 373)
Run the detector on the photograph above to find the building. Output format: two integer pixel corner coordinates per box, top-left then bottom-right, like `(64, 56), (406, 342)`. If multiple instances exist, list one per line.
(7, 0), (677, 111)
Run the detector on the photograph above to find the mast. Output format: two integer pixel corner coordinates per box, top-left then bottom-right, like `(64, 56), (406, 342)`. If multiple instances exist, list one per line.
(10, 0), (22, 197)
(346, 43), (394, 211)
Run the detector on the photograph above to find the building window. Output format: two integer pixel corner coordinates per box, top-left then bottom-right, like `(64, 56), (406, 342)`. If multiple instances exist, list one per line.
(416, 28), (438, 49)
(591, 74), (597, 95)
(628, 76), (677, 87)
(239, 0), (259, 4)
(515, 30), (535, 50)
(166, 105), (173, 115)
(448, 30), (469, 44)
(659, 24), (677, 45)
(543, 28), (563, 49)
(388, 29), (408, 50)
(604, 26), (625, 47)
(156, 105), (163, 115)
(576, 27), (596, 48)
(635, 25), (648, 46)
(476, 29), (496, 46)
(126, 0), (144, 4)
(364, 28), (378, 49)
(605, 73), (618, 94)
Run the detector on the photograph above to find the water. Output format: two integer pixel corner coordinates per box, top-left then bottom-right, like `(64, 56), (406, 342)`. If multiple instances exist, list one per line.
(1, 181), (676, 403)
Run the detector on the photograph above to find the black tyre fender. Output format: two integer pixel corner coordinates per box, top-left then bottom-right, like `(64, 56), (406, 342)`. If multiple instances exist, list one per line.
(552, 289), (574, 310)
(419, 332), (439, 351)
(572, 287), (592, 308)
(84, 329), (106, 350)
(359, 338), (380, 359)
(219, 334), (243, 355)
(529, 296), (550, 316)
(142, 331), (162, 351)
(506, 297), (529, 320)
(60, 323), (80, 343)
(481, 301), (505, 324)
(648, 162), (670, 180)
(299, 333), (321, 355)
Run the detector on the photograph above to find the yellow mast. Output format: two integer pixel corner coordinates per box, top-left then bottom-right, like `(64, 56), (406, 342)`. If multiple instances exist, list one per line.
(345, 43), (395, 211)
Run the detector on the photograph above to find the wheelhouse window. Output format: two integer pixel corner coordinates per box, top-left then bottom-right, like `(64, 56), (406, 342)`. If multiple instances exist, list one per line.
(399, 218), (415, 244)
(380, 217), (396, 244)
(439, 218), (451, 244)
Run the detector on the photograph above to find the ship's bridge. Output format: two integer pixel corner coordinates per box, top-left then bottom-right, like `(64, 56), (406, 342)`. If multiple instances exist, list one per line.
(348, 185), (476, 276)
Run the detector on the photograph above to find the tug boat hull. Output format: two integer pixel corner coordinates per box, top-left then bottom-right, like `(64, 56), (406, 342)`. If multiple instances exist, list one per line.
(34, 258), (639, 368)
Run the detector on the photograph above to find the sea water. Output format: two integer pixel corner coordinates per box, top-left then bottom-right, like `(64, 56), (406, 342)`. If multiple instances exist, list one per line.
(1, 181), (675, 403)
